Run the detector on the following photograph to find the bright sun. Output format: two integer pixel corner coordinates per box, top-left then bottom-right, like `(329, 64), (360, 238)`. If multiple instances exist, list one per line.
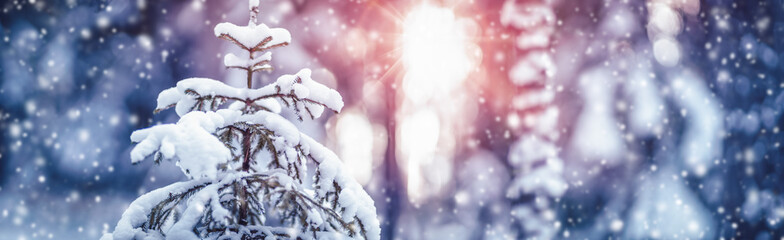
(398, 4), (478, 203)
(401, 4), (473, 104)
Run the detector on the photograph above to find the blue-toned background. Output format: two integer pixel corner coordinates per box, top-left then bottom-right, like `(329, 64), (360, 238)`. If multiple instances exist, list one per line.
(1, 0), (783, 239)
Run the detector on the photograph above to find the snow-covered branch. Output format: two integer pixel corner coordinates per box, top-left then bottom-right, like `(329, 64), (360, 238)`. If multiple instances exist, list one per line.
(129, 111), (231, 179)
(214, 22), (290, 52)
(155, 69), (343, 120)
(224, 52), (272, 72)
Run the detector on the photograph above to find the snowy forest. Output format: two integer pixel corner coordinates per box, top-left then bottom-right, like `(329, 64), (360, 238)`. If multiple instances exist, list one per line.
(1, 0), (783, 239)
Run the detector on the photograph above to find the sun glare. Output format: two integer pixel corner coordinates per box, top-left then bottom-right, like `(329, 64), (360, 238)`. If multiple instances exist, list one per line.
(398, 3), (477, 203)
(401, 4), (472, 104)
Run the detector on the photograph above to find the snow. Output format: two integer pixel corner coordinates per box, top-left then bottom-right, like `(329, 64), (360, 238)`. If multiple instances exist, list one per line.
(256, 98), (282, 113)
(155, 72), (342, 118)
(129, 77), (371, 238)
(338, 190), (358, 219)
(106, 174), (254, 240)
(214, 22), (291, 51)
(6, 0), (784, 239)
(156, 86), (182, 110)
(166, 184), (215, 240)
(105, 178), (211, 240)
(302, 134), (382, 240)
(276, 69), (344, 117)
(130, 111), (231, 179)
(167, 175), (239, 240)
(307, 208), (325, 229)
(89, 1), (373, 239)
(123, 112), (386, 239)
(223, 52), (272, 69)
(292, 83), (310, 99)
(218, 109), (301, 144)
(279, 69), (336, 102)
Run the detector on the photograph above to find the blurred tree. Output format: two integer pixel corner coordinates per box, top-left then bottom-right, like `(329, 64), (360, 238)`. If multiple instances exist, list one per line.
(500, 0), (568, 238)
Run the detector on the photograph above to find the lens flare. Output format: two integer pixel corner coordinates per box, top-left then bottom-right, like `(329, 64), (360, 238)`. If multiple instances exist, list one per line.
(401, 4), (472, 104)
(397, 3), (478, 203)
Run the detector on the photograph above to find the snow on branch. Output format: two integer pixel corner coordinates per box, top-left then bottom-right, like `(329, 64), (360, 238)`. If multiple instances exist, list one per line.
(220, 109), (301, 145)
(130, 111), (231, 179)
(130, 105), (377, 233)
(214, 22), (291, 52)
(225, 111), (381, 239)
(301, 134), (382, 239)
(155, 69), (343, 120)
(274, 69), (345, 120)
(224, 52), (273, 72)
(107, 178), (211, 240)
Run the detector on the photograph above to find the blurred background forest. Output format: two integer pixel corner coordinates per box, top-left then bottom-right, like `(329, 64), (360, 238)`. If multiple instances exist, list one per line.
(1, 0), (783, 239)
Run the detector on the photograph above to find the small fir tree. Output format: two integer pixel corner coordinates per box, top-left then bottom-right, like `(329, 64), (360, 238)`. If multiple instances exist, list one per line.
(102, 1), (380, 239)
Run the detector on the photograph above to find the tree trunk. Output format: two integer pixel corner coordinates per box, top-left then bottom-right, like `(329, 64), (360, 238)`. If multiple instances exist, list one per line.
(239, 131), (252, 225)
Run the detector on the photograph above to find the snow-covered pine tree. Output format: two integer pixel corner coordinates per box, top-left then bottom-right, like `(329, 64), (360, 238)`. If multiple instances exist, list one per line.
(102, 1), (380, 239)
(501, 0), (568, 239)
